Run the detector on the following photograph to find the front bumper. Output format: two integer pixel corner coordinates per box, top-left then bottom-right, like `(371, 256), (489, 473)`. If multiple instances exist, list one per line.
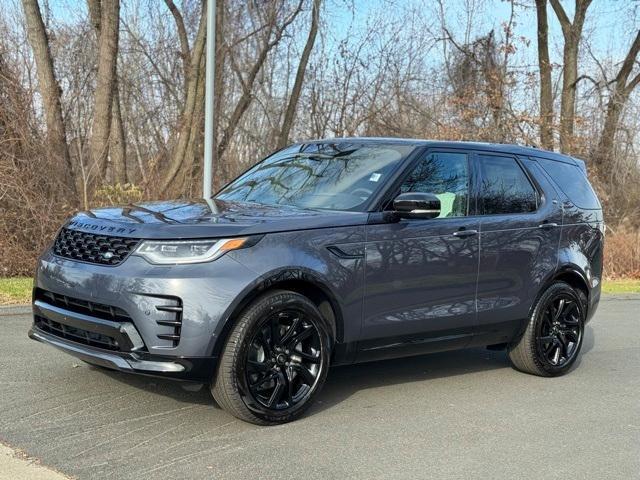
(28, 327), (215, 381)
(31, 249), (259, 380)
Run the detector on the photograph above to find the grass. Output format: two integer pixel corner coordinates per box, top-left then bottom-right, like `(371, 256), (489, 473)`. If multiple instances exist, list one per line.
(0, 277), (32, 305)
(601, 279), (640, 295)
(0, 276), (639, 307)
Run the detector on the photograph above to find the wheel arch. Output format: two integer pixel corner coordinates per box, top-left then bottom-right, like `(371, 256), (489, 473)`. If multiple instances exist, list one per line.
(528, 265), (590, 324)
(210, 268), (343, 359)
(517, 265), (590, 339)
(551, 267), (590, 301)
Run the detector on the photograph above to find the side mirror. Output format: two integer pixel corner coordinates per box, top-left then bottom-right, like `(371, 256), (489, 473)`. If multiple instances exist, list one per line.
(393, 192), (441, 219)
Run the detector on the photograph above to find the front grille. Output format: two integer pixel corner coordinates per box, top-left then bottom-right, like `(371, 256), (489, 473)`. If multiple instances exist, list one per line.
(35, 289), (131, 322)
(53, 227), (140, 266)
(34, 314), (119, 350)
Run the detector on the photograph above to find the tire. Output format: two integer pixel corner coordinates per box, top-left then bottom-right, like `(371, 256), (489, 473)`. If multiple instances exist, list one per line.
(508, 281), (585, 377)
(211, 290), (332, 425)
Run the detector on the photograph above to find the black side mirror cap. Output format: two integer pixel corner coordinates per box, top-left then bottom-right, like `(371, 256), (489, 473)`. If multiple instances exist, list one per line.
(393, 192), (441, 219)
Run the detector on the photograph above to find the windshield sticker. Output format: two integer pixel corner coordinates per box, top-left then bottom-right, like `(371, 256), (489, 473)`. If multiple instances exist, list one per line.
(369, 173), (382, 182)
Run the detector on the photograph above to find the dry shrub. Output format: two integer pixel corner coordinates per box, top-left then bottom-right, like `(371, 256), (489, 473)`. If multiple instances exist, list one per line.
(94, 183), (144, 206)
(604, 229), (640, 280)
(1, 55), (73, 277)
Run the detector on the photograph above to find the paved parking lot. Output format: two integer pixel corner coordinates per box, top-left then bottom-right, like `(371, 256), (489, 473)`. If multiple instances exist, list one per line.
(1, 297), (639, 479)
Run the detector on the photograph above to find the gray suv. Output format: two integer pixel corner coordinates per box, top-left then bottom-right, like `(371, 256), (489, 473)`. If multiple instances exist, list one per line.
(30, 139), (604, 425)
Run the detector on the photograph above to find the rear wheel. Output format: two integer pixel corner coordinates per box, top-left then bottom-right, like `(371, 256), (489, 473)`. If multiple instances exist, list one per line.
(211, 290), (332, 425)
(508, 281), (585, 376)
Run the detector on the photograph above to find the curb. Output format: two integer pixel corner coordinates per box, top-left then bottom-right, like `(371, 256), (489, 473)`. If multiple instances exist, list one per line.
(0, 443), (70, 480)
(601, 294), (640, 301)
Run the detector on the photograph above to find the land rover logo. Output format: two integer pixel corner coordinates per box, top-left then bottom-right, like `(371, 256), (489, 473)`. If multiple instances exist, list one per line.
(103, 252), (114, 260)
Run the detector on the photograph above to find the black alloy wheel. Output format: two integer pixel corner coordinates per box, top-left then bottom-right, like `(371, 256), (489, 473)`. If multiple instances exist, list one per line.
(244, 309), (323, 410)
(535, 294), (582, 367)
(212, 290), (331, 425)
(508, 281), (586, 377)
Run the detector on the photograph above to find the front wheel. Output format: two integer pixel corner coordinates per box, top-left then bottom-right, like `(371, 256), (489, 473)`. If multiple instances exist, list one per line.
(211, 290), (332, 425)
(508, 281), (585, 377)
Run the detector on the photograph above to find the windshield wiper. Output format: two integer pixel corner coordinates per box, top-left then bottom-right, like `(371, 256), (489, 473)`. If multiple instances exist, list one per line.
(292, 148), (359, 160)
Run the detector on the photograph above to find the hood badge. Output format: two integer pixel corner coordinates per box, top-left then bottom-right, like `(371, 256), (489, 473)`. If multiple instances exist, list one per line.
(68, 220), (137, 235)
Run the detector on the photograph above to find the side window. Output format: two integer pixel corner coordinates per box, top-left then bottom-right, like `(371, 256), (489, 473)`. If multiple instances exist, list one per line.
(399, 152), (469, 218)
(537, 158), (601, 209)
(479, 155), (538, 215)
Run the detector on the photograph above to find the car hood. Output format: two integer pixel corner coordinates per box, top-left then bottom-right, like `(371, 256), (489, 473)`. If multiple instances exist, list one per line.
(64, 199), (368, 239)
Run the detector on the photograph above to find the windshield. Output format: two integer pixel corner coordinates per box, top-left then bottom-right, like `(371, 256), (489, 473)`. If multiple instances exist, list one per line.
(216, 142), (414, 211)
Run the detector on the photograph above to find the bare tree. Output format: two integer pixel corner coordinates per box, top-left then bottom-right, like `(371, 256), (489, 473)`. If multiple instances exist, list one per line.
(21, 0), (77, 199)
(217, 1), (305, 161)
(88, 0), (120, 184)
(160, 2), (207, 193)
(212, 0), (226, 189)
(88, 0), (126, 184)
(535, 0), (554, 150)
(593, 30), (640, 168)
(109, 82), (127, 183)
(276, 0), (321, 149)
(549, 0), (592, 153)
(163, 0), (191, 85)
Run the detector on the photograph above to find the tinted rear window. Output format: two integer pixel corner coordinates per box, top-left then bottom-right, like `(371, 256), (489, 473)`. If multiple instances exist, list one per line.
(537, 158), (601, 209)
(478, 155), (538, 215)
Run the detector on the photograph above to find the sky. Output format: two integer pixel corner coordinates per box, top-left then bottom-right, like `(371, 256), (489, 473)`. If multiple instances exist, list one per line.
(40, 0), (638, 61)
(21, 0), (640, 84)
(323, 0), (638, 67)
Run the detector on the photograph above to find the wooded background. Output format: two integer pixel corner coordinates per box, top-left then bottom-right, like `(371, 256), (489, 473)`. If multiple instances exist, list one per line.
(1, 0), (639, 277)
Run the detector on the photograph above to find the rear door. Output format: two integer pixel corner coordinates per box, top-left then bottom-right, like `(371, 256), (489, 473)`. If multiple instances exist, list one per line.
(359, 149), (480, 360)
(473, 152), (563, 345)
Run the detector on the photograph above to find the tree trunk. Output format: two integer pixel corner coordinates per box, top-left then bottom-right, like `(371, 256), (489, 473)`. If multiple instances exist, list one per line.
(110, 81), (127, 184)
(89, 0), (126, 184)
(21, 0), (77, 199)
(550, 0), (592, 153)
(276, 0), (321, 149)
(163, 0), (191, 87)
(535, 0), (553, 150)
(160, 3), (208, 193)
(178, 51), (207, 194)
(211, 0), (225, 191)
(594, 30), (640, 168)
(89, 0), (120, 184)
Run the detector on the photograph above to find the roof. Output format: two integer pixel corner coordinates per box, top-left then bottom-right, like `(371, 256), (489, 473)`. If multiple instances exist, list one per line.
(303, 137), (578, 165)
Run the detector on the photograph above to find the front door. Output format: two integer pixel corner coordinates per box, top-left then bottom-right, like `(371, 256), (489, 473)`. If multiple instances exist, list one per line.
(358, 150), (480, 361)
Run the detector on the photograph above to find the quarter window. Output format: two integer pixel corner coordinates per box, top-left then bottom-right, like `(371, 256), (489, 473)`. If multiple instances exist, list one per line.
(537, 158), (600, 210)
(399, 152), (469, 217)
(479, 155), (538, 215)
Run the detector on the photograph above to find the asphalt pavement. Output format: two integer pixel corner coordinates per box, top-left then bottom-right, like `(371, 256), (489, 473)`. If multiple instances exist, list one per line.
(1, 297), (638, 479)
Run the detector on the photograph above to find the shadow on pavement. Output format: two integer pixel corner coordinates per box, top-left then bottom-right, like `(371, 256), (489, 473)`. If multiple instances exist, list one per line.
(92, 325), (596, 417)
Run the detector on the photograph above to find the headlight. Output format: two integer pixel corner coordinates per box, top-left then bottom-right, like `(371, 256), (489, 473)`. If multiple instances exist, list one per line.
(134, 237), (255, 265)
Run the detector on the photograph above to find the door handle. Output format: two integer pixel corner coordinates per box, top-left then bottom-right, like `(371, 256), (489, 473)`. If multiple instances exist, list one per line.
(452, 229), (478, 238)
(538, 222), (558, 229)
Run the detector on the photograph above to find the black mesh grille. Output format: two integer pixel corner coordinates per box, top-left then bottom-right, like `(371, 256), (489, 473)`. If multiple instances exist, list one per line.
(53, 227), (140, 265)
(34, 315), (120, 350)
(34, 289), (132, 322)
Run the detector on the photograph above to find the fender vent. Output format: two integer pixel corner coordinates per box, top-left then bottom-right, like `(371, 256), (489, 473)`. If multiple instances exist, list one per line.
(155, 300), (183, 347)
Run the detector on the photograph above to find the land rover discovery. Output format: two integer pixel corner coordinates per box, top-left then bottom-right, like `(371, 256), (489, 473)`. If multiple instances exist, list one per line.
(30, 139), (604, 425)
